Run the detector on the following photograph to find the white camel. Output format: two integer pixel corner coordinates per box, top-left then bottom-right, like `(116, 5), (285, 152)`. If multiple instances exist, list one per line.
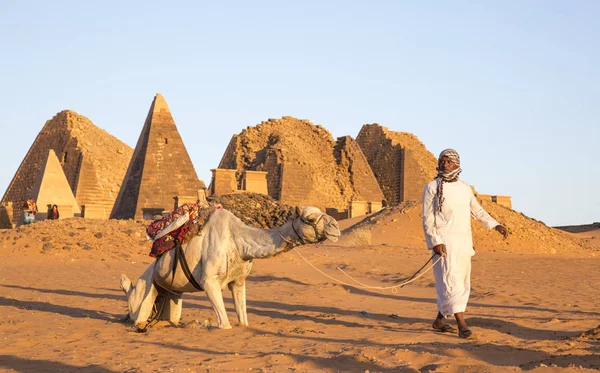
(120, 206), (340, 330)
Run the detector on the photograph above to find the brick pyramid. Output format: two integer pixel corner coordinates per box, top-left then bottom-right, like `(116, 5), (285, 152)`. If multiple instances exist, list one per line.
(110, 94), (205, 220)
(357, 123), (437, 205)
(1, 110), (133, 225)
(30, 149), (81, 219)
(217, 116), (384, 212)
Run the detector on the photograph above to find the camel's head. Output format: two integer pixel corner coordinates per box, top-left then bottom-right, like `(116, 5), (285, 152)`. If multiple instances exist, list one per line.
(293, 206), (341, 243)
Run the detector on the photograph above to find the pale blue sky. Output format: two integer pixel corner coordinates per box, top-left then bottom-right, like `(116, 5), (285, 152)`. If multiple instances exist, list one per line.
(1, 1), (598, 226)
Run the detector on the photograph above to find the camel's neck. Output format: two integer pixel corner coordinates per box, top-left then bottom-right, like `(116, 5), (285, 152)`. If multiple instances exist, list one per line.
(235, 219), (303, 260)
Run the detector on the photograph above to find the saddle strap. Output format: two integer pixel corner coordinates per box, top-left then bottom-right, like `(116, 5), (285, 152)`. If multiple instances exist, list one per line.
(174, 240), (204, 291)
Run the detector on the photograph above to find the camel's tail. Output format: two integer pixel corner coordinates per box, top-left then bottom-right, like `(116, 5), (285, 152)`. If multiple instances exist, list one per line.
(120, 273), (132, 295)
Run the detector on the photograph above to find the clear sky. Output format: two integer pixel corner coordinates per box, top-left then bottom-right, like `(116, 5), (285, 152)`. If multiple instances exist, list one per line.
(1, 1), (598, 226)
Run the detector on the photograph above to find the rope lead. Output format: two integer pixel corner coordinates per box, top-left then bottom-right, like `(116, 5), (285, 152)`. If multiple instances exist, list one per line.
(293, 248), (442, 293)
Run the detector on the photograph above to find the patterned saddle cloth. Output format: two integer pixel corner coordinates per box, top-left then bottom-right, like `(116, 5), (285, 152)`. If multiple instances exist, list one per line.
(148, 202), (221, 258)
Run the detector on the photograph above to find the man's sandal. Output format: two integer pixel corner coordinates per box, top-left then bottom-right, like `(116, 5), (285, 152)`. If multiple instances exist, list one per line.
(432, 323), (456, 333)
(458, 329), (473, 339)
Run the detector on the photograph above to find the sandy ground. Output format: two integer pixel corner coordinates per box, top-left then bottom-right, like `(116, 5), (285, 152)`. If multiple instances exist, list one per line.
(1, 218), (599, 372)
(573, 229), (600, 248)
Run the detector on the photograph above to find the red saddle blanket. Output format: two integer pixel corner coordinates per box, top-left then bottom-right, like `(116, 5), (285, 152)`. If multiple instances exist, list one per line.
(148, 203), (220, 258)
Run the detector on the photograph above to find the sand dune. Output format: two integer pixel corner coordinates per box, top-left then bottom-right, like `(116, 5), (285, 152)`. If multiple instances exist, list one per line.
(337, 201), (598, 256)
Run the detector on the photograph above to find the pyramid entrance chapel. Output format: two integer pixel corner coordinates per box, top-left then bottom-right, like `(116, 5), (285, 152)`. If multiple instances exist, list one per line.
(29, 149), (81, 219)
(110, 94), (206, 220)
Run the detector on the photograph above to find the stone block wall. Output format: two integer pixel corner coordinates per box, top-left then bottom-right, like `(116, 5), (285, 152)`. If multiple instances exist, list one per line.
(349, 201), (368, 218)
(218, 135), (241, 170)
(492, 195), (512, 209)
(357, 124), (437, 205)
(81, 204), (107, 219)
(209, 169), (269, 198)
(368, 201), (383, 213)
(477, 194), (492, 203)
(279, 161), (315, 208)
(210, 169), (238, 196)
(402, 148), (435, 201)
(334, 136), (384, 203)
(264, 149), (283, 200)
(475, 193), (512, 209)
(356, 125), (403, 204)
(0, 203), (14, 228)
(242, 170), (268, 194)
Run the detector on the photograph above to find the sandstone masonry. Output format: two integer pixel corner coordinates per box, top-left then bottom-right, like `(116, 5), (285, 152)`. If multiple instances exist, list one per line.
(216, 117), (384, 212)
(357, 123), (437, 205)
(1, 110), (133, 225)
(110, 94), (205, 220)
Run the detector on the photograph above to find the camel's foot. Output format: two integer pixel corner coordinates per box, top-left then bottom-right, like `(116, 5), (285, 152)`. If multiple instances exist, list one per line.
(120, 274), (132, 294)
(219, 323), (233, 330)
(134, 323), (148, 333)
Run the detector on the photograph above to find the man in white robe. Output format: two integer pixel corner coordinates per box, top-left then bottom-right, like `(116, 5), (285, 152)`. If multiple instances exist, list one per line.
(422, 149), (508, 338)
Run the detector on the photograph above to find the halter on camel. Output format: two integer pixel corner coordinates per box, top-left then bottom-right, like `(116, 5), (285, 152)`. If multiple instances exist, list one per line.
(292, 213), (327, 244)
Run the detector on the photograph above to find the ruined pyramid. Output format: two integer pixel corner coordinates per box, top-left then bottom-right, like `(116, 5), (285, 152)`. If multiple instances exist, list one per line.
(217, 116), (384, 212)
(1, 110), (133, 224)
(357, 123), (437, 205)
(110, 94), (205, 220)
(30, 149), (81, 219)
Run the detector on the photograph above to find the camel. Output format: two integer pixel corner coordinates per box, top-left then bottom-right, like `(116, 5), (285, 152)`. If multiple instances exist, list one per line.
(120, 205), (340, 330)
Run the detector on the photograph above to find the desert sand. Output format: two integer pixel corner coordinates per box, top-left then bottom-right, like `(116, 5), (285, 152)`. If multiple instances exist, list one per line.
(0, 210), (599, 373)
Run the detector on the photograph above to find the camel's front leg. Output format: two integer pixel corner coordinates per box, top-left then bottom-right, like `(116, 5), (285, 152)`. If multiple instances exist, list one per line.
(229, 280), (248, 327)
(156, 292), (183, 325)
(204, 279), (232, 329)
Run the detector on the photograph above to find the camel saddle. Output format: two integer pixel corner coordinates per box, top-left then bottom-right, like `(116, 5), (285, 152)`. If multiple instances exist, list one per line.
(149, 203), (220, 258)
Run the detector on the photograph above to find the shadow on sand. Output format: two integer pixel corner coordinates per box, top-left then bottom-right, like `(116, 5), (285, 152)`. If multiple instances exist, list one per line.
(0, 355), (119, 373)
(0, 295), (121, 323)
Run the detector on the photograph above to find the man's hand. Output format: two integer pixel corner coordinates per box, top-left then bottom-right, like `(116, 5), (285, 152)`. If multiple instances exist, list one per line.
(495, 225), (508, 239)
(432, 244), (446, 256)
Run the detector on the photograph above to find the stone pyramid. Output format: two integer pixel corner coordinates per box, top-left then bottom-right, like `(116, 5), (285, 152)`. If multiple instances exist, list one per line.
(217, 116), (384, 213)
(357, 123), (437, 205)
(1, 110), (133, 225)
(30, 149), (81, 219)
(110, 94), (205, 220)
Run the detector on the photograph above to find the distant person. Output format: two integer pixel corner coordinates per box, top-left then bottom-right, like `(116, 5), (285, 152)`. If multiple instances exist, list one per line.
(22, 199), (37, 225)
(48, 205), (60, 220)
(422, 149), (508, 338)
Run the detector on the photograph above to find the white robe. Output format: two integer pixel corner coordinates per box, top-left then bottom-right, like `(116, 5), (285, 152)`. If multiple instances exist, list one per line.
(422, 179), (498, 317)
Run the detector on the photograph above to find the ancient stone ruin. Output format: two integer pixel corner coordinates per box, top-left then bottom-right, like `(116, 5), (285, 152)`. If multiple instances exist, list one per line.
(216, 116), (384, 217)
(209, 169), (268, 196)
(1, 110), (133, 225)
(1, 97), (513, 227)
(476, 194), (512, 209)
(30, 149), (81, 220)
(356, 123), (512, 207)
(110, 94), (206, 220)
(357, 123), (438, 205)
